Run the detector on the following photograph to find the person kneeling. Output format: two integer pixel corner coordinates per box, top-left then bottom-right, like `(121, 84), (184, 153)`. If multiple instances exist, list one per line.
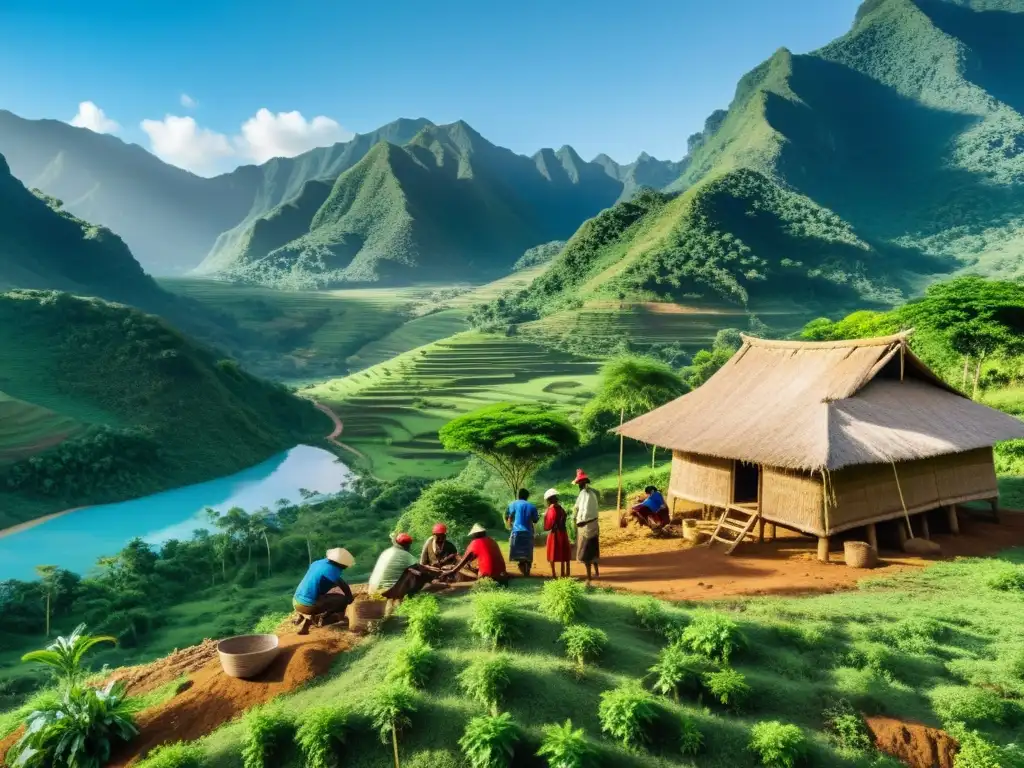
(292, 547), (356, 635)
(444, 524), (509, 585)
(369, 532), (443, 609)
(631, 486), (670, 533)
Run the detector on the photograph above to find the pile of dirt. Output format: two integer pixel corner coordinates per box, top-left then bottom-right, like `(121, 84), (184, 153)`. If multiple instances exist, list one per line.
(107, 638), (219, 695)
(865, 715), (958, 768)
(109, 628), (354, 766)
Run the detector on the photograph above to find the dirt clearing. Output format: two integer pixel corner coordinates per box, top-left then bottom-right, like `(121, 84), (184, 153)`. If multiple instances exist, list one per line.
(866, 716), (958, 768)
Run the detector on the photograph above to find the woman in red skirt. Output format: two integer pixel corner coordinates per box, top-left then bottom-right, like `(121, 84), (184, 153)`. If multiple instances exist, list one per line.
(543, 488), (572, 578)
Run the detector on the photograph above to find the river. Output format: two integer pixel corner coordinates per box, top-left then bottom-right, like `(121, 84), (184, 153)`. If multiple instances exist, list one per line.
(0, 445), (350, 582)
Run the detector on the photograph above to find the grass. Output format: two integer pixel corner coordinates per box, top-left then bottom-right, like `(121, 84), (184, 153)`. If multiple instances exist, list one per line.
(127, 547), (1024, 767)
(305, 331), (600, 481)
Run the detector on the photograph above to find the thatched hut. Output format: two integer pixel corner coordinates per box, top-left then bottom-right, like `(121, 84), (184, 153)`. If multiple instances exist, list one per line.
(616, 333), (1024, 560)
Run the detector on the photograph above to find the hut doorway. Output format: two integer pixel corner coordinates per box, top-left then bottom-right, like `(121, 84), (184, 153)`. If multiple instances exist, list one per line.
(733, 461), (760, 504)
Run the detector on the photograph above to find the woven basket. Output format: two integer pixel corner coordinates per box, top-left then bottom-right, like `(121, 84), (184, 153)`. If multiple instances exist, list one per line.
(844, 541), (877, 569)
(217, 634), (280, 679)
(348, 598), (387, 632)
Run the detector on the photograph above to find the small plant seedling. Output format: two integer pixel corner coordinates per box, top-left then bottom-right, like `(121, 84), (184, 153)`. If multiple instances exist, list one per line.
(458, 712), (519, 768)
(648, 645), (708, 702)
(366, 682), (418, 768)
(633, 596), (678, 636)
(678, 714), (704, 757)
(294, 705), (351, 768)
(703, 668), (751, 711)
(536, 720), (598, 768)
(241, 707), (295, 768)
(458, 654), (513, 716)
(541, 579), (586, 624)
(388, 639), (436, 689)
(397, 595), (442, 644)
(748, 721), (807, 768)
(678, 611), (746, 663)
(598, 681), (660, 751)
(560, 625), (608, 673)
(471, 593), (522, 649)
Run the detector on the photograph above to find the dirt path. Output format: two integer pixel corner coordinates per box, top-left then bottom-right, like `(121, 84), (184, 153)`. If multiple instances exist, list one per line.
(0, 506), (90, 541)
(312, 401), (367, 461)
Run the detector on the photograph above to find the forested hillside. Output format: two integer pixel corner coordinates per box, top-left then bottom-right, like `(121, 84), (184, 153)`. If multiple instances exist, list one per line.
(478, 0), (1024, 327)
(195, 122), (635, 287)
(0, 290), (328, 528)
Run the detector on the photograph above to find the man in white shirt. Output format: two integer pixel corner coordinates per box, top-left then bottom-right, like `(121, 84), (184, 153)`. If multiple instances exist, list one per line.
(572, 469), (601, 583)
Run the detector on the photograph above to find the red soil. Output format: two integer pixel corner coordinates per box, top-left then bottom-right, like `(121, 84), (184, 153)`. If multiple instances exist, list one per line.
(866, 716), (958, 768)
(107, 639), (220, 695)
(108, 628), (355, 766)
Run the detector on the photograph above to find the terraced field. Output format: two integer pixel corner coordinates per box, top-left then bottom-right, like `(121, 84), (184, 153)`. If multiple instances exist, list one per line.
(306, 331), (600, 480)
(345, 308), (470, 370)
(0, 392), (82, 463)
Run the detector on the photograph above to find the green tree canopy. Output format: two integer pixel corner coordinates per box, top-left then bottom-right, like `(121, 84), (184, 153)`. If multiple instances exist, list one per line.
(580, 355), (688, 442)
(396, 480), (500, 547)
(682, 330), (743, 391)
(438, 403), (579, 496)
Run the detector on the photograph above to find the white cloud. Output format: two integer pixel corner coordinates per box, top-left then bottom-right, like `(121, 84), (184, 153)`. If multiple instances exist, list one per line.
(236, 109), (353, 164)
(140, 115), (234, 176)
(138, 107), (352, 175)
(69, 101), (120, 134)
(180, 93), (198, 109)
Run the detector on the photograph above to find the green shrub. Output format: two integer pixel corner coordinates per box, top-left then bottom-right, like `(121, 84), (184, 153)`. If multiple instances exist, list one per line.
(459, 654), (513, 715)
(365, 681), (418, 763)
(597, 681), (660, 751)
(849, 641), (899, 677)
(633, 596), (678, 636)
(472, 577), (501, 593)
(251, 612), (290, 634)
(8, 682), (139, 768)
(1010, 648), (1024, 681)
(397, 594), (442, 644)
(648, 645), (707, 702)
(748, 721), (808, 768)
(536, 720), (598, 768)
(931, 685), (1010, 726)
(881, 617), (944, 654)
(703, 668), (752, 711)
(823, 700), (873, 752)
(471, 593), (522, 649)
(459, 712), (519, 768)
(388, 640), (436, 689)
(678, 611), (745, 662)
(396, 480), (499, 547)
(948, 725), (1024, 768)
(241, 707), (294, 768)
(136, 742), (204, 768)
(678, 714), (705, 757)
(541, 579), (586, 625)
(988, 566), (1024, 592)
(294, 705), (350, 768)
(560, 625), (608, 671)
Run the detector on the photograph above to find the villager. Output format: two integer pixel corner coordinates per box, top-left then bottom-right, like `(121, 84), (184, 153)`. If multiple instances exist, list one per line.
(572, 469), (601, 583)
(369, 533), (443, 606)
(444, 523), (509, 584)
(505, 488), (539, 576)
(292, 547), (355, 635)
(420, 523), (458, 567)
(631, 485), (670, 531)
(543, 488), (572, 578)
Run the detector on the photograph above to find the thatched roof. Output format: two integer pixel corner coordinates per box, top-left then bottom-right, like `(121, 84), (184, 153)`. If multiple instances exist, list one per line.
(616, 333), (1024, 471)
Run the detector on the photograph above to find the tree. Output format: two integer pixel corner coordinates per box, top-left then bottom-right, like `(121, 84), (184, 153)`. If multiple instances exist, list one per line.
(580, 356), (688, 512)
(439, 403), (579, 497)
(36, 565), (59, 638)
(682, 329), (744, 390)
(396, 480), (499, 546)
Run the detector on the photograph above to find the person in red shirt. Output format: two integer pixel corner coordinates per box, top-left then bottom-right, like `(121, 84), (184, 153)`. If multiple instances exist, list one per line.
(444, 524), (509, 584)
(543, 488), (572, 578)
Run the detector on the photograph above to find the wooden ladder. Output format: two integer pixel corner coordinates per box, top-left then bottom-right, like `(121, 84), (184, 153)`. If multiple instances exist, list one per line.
(707, 504), (760, 555)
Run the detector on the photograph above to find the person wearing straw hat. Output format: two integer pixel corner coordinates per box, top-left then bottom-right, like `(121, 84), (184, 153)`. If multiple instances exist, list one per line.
(444, 524), (509, 584)
(292, 547), (355, 635)
(543, 488), (572, 579)
(369, 532), (444, 605)
(505, 488), (539, 577)
(572, 469), (601, 583)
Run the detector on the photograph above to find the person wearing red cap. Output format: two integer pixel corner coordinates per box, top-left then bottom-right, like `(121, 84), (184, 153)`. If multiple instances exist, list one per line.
(369, 532), (443, 604)
(420, 523), (458, 568)
(572, 469), (601, 583)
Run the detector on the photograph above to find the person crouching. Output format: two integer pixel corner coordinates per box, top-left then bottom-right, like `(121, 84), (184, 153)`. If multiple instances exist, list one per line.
(630, 485), (670, 532)
(292, 547), (355, 635)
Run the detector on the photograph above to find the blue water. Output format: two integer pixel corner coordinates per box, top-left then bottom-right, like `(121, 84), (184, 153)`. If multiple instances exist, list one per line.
(0, 445), (350, 582)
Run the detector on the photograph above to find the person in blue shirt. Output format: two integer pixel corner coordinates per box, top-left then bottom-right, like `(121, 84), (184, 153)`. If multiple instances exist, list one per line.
(630, 486), (670, 532)
(505, 488), (539, 576)
(292, 547), (355, 635)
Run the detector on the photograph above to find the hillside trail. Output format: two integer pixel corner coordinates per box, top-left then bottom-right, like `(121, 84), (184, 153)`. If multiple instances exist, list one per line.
(312, 400), (367, 461)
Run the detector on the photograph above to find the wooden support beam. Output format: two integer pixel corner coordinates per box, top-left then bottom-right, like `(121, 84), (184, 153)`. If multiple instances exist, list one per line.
(990, 498), (1000, 523)
(758, 518), (765, 544)
(817, 536), (830, 563)
(946, 505), (960, 535)
(897, 521), (908, 549)
(920, 514), (930, 541)
(867, 523), (878, 552)
(769, 523), (776, 541)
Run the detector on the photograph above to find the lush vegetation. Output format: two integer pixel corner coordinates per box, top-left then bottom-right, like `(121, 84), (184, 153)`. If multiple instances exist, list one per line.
(0, 290), (328, 527)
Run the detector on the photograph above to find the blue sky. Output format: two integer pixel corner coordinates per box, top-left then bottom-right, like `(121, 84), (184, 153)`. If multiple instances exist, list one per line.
(0, 0), (862, 175)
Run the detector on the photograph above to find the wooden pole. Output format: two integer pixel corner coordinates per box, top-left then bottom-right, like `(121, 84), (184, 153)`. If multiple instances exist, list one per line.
(616, 407), (625, 514)
(651, 444), (657, 469)
(897, 521), (908, 549)
(769, 523), (776, 541)
(391, 724), (400, 768)
(758, 518), (765, 543)
(867, 523), (878, 552)
(817, 536), (830, 563)
(920, 514), (930, 541)
(946, 505), (960, 535)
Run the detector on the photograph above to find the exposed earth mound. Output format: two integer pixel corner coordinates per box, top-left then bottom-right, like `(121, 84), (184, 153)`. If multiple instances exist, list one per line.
(866, 715), (959, 768)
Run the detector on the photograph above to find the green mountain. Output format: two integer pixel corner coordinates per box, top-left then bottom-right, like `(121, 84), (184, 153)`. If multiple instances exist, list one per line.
(484, 0), (1024, 323)
(593, 152), (687, 202)
(0, 289), (328, 528)
(195, 122), (631, 287)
